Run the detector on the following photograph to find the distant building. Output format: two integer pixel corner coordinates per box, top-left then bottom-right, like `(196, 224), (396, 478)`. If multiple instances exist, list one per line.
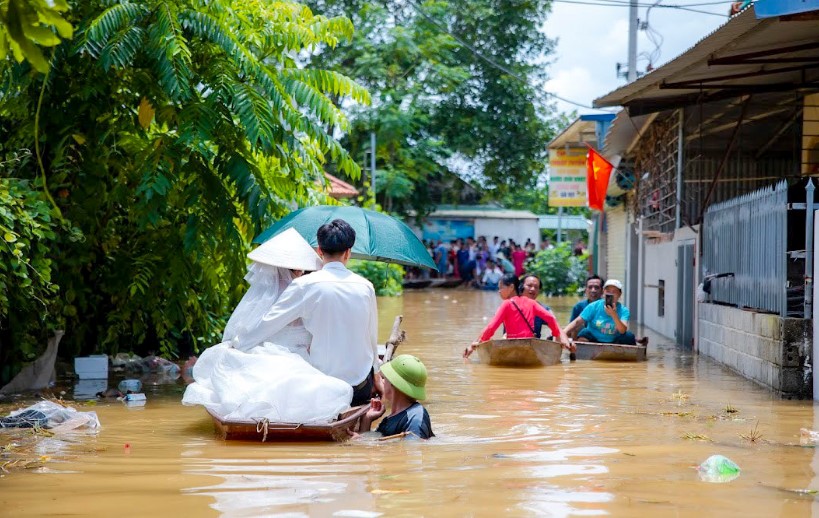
(412, 205), (541, 245)
(594, 2), (819, 398)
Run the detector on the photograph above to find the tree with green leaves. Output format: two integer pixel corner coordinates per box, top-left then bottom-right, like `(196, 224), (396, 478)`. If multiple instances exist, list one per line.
(308, 0), (470, 218)
(310, 0), (566, 210)
(0, 0), (366, 379)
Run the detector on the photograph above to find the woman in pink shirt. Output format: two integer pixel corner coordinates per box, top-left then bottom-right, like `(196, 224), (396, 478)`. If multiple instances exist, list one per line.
(510, 244), (528, 276)
(463, 274), (571, 357)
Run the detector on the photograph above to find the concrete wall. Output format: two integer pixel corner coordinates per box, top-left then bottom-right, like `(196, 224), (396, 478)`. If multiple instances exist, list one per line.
(475, 218), (540, 247)
(699, 302), (812, 399)
(606, 206), (626, 284)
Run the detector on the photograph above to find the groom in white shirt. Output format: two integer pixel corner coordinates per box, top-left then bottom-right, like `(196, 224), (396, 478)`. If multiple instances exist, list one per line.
(243, 219), (380, 406)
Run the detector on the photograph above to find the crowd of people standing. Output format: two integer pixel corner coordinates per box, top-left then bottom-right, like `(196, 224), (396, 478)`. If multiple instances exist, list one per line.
(424, 235), (556, 289)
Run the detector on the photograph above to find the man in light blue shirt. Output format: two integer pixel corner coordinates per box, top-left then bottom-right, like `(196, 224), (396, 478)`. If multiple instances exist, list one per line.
(562, 279), (637, 345)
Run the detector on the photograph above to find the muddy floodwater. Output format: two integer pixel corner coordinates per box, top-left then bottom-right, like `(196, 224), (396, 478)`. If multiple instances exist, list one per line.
(3, 290), (819, 516)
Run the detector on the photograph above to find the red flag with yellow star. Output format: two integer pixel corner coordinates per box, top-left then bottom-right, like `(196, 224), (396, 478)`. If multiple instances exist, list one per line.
(586, 146), (613, 211)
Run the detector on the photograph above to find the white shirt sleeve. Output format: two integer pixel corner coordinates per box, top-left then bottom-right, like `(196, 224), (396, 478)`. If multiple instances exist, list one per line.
(369, 285), (380, 372)
(235, 281), (305, 351)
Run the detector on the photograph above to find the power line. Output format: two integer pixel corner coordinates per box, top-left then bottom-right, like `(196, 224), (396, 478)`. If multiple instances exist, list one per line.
(558, 0), (731, 6)
(549, 0), (729, 17)
(402, 0), (613, 111)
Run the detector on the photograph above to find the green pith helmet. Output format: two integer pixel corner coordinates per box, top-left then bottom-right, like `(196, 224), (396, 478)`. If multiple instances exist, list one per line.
(380, 354), (428, 401)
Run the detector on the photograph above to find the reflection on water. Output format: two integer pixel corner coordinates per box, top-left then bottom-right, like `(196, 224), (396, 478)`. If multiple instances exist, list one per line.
(2, 290), (819, 517)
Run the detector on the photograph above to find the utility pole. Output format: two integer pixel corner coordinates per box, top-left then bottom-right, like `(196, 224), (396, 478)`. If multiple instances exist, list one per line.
(627, 0), (638, 82)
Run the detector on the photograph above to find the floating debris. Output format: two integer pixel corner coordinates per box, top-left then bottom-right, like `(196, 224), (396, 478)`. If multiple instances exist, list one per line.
(671, 390), (690, 403)
(801, 428), (819, 445)
(697, 454), (740, 483)
(682, 432), (712, 442)
(740, 422), (763, 443)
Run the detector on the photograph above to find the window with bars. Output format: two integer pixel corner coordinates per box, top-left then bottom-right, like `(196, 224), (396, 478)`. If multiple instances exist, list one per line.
(631, 114), (679, 234)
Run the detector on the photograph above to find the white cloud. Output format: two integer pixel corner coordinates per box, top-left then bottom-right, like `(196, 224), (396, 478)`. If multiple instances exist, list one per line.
(542, 3), (727, 115)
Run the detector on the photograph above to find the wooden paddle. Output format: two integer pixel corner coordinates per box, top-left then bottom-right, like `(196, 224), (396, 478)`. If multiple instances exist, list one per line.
(382, 315), (406, 363)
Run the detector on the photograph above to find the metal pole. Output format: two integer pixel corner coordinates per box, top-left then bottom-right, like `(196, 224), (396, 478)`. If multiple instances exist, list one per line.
(638, 216), (645, 325)
(627, 0), (638, 82)
(805, 178), (815, 319)
(370, 131), (377, 205)
(557, 207), (563, 244)
(814, 208), (819, 399)
(675, 108), (684, 229)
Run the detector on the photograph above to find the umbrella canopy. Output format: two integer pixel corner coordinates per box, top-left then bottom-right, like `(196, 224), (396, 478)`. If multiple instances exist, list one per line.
(254, 206), (437, 270)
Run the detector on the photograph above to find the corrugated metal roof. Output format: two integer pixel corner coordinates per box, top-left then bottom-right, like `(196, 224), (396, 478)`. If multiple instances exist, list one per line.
(427, 208), (539, 220)
(548, 118), (598, 149)
(602, 111), (656, 157)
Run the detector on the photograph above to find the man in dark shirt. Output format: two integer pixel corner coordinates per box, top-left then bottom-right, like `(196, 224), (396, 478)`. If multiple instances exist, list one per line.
(520, 274), (553, 339)
(570, 275), (604, 329)
(356, 355), (433, 440)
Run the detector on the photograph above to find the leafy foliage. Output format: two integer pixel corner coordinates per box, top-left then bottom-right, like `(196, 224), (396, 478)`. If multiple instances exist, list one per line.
(0, 0), (365, 376)
(0, 0), (73, 72)
(0, 171), (68, 380)
(524, 243), (588, 296)
(347, 259), (404, 297)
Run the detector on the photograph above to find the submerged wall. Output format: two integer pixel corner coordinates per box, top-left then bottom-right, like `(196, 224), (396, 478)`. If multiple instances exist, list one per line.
(698, 302), (812, 399)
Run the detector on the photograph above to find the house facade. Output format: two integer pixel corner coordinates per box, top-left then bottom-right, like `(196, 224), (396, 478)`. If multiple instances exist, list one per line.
(594, 3), (819, 398)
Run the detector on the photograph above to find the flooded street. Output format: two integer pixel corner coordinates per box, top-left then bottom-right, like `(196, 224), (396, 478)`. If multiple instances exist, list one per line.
(2, 289), (819, 516)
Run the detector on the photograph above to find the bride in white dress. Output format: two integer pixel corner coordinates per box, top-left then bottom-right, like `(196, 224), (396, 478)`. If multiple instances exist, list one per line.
(182, 228), (353, 424)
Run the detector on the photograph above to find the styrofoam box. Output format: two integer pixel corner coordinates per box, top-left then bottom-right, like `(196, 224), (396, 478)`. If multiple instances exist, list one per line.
(74, 355), (109, 379)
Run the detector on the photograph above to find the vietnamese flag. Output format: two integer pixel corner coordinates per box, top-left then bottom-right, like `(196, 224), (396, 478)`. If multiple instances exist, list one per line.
(586, 146), (613, 211)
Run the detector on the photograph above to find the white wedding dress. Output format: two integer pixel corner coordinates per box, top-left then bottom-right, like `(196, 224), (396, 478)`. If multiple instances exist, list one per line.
(182, 264), (353, 424)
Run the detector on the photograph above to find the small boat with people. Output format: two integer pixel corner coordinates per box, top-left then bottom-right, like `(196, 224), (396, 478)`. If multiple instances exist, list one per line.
(183, 207), (431, 444)
(206, 316), (407, 443)
(476, 338), (563, 367)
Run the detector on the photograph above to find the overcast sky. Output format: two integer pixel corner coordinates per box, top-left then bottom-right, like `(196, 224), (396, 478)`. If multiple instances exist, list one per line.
(542, 1), (731, 115)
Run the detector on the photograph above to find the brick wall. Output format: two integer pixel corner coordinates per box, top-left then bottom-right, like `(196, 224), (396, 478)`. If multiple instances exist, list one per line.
(698, 302), (812, 399)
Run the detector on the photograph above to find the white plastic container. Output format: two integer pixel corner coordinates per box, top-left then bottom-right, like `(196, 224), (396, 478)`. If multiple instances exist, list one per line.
(118, 379), (142, 393)
(74, 355), (109, 379)
(124, 393), (146, 406)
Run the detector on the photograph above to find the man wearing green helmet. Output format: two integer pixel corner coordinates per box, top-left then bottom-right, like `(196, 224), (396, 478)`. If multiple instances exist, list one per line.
(356, 354), (434, 440)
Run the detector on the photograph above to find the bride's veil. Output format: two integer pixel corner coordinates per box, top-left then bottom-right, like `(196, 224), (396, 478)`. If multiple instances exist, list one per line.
(223, 262), (294, 350)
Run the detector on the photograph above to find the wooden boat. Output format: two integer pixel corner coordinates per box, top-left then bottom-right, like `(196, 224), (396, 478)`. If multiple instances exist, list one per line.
(476, 338), (562, 367)
(430, 278), (463, 288)
(572, 339), (648, 362)
(402, 279), (433, 289)
(208, 405), (369, 442)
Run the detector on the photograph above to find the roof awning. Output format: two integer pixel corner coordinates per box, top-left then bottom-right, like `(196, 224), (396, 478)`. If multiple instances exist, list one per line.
(323, 173), (358, 199)
(594, 6), (819, 115)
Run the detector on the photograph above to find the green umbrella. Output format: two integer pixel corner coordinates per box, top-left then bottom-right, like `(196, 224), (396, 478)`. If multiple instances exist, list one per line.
(254, 206), (437, 270)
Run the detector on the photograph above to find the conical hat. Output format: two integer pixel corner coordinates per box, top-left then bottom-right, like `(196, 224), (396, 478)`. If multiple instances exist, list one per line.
(247, 228), (323, 271)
